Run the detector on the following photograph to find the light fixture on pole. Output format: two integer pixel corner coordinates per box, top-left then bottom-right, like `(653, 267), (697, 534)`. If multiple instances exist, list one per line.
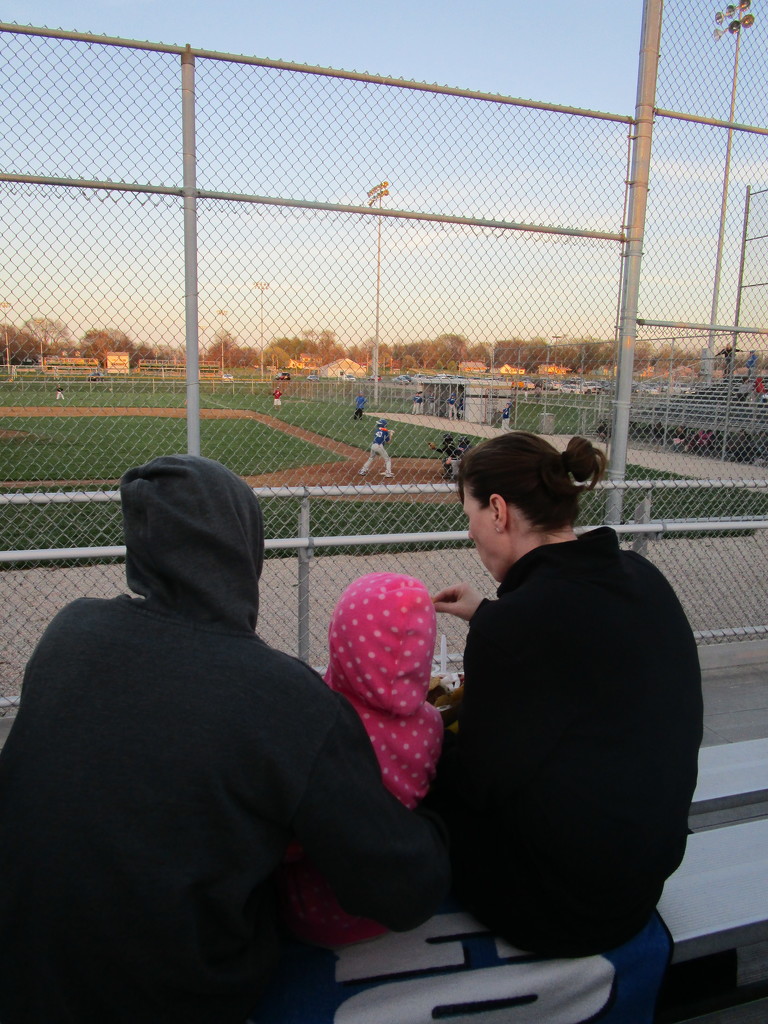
(706, 0), (756, 381)
(368, 180), (389, 400)
(488, 341), (496, 424)
(216, 309), (229, 379)
(253, 282), (270, 379)
(0, 301), (11, 375)
(32, 318), (47, 368)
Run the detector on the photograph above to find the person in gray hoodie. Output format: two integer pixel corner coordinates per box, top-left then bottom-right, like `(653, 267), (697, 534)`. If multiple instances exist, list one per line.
(0, 454), (449, 1024)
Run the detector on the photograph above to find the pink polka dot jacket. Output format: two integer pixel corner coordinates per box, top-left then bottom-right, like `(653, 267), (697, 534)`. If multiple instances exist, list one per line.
(279, 572), (444, 947)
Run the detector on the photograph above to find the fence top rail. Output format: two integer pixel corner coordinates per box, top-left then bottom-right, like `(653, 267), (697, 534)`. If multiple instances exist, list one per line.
(1, 477), (767, 507)
(0, 175), (626, 243)
(4, 519), (768, 565)
(0, 22), (633, 124)
(654, 108), (768, 137)
(637, 320), (768, 335)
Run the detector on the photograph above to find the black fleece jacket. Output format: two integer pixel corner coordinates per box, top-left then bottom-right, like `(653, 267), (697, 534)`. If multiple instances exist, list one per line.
(428, 526), (702, 957)
(0, 455), (449, 1024)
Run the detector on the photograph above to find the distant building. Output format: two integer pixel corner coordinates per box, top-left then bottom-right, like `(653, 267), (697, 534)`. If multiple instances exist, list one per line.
(536, 363), (570, 377)
(288, 356), (319, 370)
(499, 364), (525, 376)
(320, 358), (366, 378)
(458, 360), (488, 374)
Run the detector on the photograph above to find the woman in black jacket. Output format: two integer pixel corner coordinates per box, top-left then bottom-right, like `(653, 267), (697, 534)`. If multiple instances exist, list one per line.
(429, 431), (703, 957)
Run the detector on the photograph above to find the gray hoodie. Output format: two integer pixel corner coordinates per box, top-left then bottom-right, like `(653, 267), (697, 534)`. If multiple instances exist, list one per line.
(0, 455), (449, 1024)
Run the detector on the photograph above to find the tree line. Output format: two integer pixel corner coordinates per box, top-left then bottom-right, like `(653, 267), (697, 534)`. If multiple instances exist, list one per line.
(1, 318), (619, 374)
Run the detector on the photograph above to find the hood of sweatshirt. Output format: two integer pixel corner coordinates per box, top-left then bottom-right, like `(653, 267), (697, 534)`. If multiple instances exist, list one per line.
(324, 573), (437, 716)
(120, 454), (264, 632)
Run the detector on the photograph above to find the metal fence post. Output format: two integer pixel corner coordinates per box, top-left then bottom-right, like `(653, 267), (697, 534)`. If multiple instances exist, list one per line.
(607, 0), (662, 525)
(297, 492), (312, 664)
(181, 46), (201, 456)
(632, 490), (653, 557)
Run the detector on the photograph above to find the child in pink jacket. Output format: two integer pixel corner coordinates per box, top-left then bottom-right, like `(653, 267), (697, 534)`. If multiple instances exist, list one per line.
(279, 572), (444, 947)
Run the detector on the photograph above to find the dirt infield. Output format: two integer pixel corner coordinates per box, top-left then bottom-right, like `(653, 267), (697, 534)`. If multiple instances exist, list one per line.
(1, 406), (450, 490)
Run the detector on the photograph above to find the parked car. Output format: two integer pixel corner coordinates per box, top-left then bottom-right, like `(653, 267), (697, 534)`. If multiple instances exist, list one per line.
(393, 375), (412, 383)
(88, 371), (106, 381)
(221, 373), (234, 381)
(560, 379), (596, 394)
(275, 371), (291, 381)
(306, 374), (320, 381)
(344, 373), (357, 380)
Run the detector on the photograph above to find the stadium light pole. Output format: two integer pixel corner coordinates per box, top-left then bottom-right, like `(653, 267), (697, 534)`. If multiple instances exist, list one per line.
(706, 1), (756, 382)
(368, 180), (389, 404)
(0, 301), (11, 376)
(216, 308), (229, 379)
(32, 318), (47, 368)
(253, 282), (270, 379)
(487, 341), (496, 424)
(199, 322), (209, 372)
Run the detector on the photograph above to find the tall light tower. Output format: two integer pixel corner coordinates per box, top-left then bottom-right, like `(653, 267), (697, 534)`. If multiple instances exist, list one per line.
(0, 301), (11, 376)
(253, 282), (270, 379)
(32, 318), (47, 368)
(487, 341), (497, 424)
(368, 180), (389, 401)
(216, 308), (229, 378)
(706, 1), (756, 381)
(199, 321), (209, 371)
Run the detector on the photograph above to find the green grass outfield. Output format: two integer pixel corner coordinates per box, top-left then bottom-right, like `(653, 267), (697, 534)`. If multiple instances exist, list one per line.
(3, 379), (767, 560)
(0, 415), (347, 483)
(0, 380), (499, 482)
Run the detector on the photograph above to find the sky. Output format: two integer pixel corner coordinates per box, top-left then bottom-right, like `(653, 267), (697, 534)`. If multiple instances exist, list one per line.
(4, 2), (765, 351)
(6, 0), (645, 115)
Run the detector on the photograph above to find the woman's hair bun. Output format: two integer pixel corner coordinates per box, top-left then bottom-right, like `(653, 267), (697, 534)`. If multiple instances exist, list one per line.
(561, 436), (606, 490)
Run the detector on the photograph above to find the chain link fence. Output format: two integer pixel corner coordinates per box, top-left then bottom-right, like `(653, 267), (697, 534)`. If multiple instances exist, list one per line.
(2, 3), (768, 706)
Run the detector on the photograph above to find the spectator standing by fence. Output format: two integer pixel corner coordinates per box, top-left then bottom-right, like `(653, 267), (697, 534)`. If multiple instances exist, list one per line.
(0, 455), (448, 1024)
(716, 344), (737, 377)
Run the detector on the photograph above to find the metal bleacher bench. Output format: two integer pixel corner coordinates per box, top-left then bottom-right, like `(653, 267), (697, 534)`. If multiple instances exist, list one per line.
(665, 738), (768, 963)
(689, 737), (768, 829)
(655, 738), (768, 1020)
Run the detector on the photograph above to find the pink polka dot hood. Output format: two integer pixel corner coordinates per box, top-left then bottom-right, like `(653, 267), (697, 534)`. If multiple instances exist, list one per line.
(324, 572), (443, 810)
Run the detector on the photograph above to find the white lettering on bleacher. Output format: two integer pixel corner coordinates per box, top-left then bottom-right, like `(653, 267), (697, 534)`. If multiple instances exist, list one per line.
(335, 913), (479, 981)
(334, 959), (614, 1024)
(333, 913), (614, 1024)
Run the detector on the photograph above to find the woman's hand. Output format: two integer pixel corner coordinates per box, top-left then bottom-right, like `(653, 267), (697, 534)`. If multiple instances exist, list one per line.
(432, 583), (484, 621)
